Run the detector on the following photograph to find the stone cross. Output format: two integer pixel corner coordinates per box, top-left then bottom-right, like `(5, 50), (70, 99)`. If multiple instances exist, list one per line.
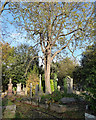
(30, 83), (32, 98)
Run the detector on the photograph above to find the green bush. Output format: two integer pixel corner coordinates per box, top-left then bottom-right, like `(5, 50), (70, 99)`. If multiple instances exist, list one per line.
(41, 91), (80, 104)
(50, 79), (54, 92)
(63, 78), (67, 93)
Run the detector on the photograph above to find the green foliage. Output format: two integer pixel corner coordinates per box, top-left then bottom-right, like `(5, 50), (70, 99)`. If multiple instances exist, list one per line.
(53, 79), (57, 91)
(2, 43), (39, 91)
(50, 79), (54, 92)
(8, 2), (94, 94)
(2, 98), (13, 106)
(57, 57), (76, 85)
(26, 65), (39, 95)
(41, 91), (79, 103)
(73, 42), (96, 112)
(63, 78), (67, 93)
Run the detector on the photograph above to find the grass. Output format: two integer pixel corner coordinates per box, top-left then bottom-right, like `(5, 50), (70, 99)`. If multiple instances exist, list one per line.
(2, 95), (85, 119)
(41, 91), (80, 104)
(2, 97), (13, 106)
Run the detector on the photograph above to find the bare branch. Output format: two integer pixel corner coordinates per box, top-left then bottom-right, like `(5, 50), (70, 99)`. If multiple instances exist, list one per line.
(51, 34), (74, 61)
(25, 29), (40, 35)
(59, 28), (82, 37)
(0, 1), (9, 15)
(24, 56), (43, 77)
(67, 45), (75, 58)
(40, 33), (45, 53)
(51, 19), (64, 48)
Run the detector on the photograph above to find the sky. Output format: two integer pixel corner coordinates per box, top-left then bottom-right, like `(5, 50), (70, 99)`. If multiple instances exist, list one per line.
(1, 2), (95, 65)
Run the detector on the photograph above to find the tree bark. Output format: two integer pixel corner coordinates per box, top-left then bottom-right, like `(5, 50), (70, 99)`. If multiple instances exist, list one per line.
(44, 49), (51, 94)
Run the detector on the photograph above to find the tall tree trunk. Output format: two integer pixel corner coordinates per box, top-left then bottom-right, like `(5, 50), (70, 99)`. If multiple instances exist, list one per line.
(44, 50), (51, 94)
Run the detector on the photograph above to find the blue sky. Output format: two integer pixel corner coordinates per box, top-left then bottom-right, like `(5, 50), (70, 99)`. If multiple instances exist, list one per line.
(1, 2), (94, 65)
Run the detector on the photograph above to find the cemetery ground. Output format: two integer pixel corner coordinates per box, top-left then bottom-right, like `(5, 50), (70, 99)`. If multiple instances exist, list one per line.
(1, 92), (88, 119)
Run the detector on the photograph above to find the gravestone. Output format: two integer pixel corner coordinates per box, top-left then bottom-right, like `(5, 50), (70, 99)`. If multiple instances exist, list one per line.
(8, 78), (13, 96)
(39, 74), (43, 95)
(66, 76), (73, 94)
(16, 83), (21, 95)
(39, 74), (42, 91)
(25, 87), (27, 96)
(30, 83), (32, 98)
(23, 85), (25, 91)
(35, 84), (39, 96)
(60, 97), (75, 103)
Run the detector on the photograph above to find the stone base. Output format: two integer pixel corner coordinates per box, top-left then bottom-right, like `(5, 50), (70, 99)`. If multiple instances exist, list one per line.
(8, 92), (13, 96)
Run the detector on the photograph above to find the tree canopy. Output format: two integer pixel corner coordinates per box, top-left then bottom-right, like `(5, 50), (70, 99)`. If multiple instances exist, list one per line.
(1, 42), (39, 91)
(73, 42), (96, 111)
(2, 2), (95, 93)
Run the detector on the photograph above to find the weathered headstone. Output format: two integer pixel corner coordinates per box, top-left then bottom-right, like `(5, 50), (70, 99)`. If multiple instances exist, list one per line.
(57, 85), (60, 91)
(30, 83), (32, 98)
(39, 74), (42, 91)
(8, 78), (13, 96)
(35, 84), (39, 96)
(16, 83), (21, 95)
(66, 76), (73, 94)
(25, 87), (27, 96)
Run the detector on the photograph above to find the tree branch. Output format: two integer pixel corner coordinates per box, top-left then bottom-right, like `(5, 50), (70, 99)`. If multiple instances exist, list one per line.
(24, 56), (43, 77)
(59, 28), (82, 37)
(40, 33), (45, 53)
(51, 34), (74, 61)
(0, 1), (9, 15)
(51, 19), (64, 48)
(25, 28), (41, 35)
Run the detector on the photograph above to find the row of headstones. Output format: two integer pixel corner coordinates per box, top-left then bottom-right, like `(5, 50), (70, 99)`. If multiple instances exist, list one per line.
(7, 78), (27, 96)
(7, 75), (73, 96)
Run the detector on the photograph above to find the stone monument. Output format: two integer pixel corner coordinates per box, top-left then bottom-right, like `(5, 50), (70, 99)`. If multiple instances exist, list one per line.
(39, 74), (43, 95)
(8, 78), (13, 96)
(16, 83), (21, 95)
(39, 74), (42, 91)
(23, 85), (25, 91)
(25, 87), (27, 96)
(35, 84), (39, 96)
(66, 76), (73, 94)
